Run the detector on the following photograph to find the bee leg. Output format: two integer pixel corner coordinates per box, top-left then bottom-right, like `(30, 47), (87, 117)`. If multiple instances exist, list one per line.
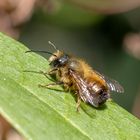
(39, 70), (59, 82)
(23, 70), (55, 82)
(76, 95), (81, 112)
(38, 67), (58, 76)
(37, 70), (49, 78)
(63, 83), (71, 91)
(38, 81), (63, 88)
(38, 70), (53, 80)
(48, 68), (58, 74)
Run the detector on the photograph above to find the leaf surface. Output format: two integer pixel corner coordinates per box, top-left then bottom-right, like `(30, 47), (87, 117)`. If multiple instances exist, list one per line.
(0, 33), (140, 140)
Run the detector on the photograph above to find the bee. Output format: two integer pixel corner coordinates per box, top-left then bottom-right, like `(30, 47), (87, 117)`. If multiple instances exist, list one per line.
(26, 41), (124, 111)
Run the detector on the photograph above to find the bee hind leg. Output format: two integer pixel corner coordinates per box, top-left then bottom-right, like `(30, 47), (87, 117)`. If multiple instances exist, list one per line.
(76, 95), (81, 112)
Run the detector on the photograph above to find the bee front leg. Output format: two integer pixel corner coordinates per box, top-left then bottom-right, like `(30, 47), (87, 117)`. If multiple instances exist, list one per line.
(38, 70), (53, 81)
(39, 68), (58, 81)
(47, 68), (58, 75)
(38, 81), (64, 88)
(23, 70), (55, 82)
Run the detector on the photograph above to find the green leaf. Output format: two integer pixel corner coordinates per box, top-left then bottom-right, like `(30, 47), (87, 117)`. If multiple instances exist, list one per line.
(0, 32), (140, 140)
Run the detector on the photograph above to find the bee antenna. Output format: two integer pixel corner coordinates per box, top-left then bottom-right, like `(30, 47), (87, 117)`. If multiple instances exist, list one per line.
(48, 41), (58, 51)
(25, 50), (57, 57)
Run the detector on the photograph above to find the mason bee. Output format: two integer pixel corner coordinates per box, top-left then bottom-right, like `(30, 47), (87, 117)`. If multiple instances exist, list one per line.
(26, 41), (124, 111)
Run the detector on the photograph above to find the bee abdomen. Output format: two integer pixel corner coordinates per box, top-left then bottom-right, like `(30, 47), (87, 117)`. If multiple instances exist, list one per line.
(92, 83), (101, 93)
(89, 82), (105, 93)
(90, 83), (110, 106)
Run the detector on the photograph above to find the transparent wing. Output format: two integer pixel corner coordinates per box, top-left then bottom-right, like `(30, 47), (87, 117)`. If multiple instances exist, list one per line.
(104, 77), (124, 93)
(95, 71), (124, 93)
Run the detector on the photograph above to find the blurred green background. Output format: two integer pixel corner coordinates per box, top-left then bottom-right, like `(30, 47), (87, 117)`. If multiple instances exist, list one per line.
(19, 2), (140, 114)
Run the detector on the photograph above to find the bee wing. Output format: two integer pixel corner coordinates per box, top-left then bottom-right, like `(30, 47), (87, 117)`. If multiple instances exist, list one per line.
(95, 71), (124, 93)
(104, 77), (124, 93)
(70, 70), (101, 107)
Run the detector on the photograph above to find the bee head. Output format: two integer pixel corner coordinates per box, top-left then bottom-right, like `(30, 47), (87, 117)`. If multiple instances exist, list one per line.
(49, 50), (69, 68)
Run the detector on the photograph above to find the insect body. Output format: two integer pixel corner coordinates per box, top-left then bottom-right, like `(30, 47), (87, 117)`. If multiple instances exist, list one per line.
(47, 49), (124, 110)
(26, 42), (124, 110)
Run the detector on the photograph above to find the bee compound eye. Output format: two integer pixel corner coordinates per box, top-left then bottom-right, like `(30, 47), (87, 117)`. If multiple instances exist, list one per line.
(59, 54), (69, 65)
